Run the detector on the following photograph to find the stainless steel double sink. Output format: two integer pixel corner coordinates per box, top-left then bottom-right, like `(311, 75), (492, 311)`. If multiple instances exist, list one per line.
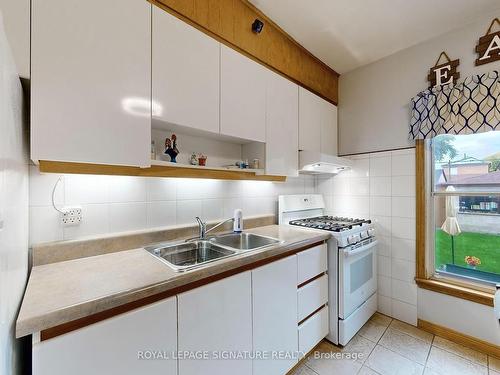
(145, 233), (281, 272)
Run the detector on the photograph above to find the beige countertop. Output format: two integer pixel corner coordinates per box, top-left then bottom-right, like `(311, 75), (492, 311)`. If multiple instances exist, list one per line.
(16, 225), (330, 338)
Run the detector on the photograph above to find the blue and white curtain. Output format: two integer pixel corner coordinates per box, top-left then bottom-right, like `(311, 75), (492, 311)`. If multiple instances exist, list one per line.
(410, 71), (500, 139)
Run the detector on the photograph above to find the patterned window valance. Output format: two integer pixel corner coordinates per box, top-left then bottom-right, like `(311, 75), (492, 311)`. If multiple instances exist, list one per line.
(410, 71), (500, 139)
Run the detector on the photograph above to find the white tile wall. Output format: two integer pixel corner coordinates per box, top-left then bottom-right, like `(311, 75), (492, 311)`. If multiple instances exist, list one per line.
(318, 148), (417, 325)
(28, 167), (314, 244)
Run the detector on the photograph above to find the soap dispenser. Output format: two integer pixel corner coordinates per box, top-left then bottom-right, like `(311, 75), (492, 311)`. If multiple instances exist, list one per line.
(233, 209), (243, 233)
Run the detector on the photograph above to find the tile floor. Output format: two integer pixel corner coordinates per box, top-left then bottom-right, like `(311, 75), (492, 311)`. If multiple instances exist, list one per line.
(291, 313), (499, 375)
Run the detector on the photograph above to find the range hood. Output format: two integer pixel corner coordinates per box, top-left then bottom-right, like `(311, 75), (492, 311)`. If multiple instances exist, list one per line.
(299, 150), (352, 175)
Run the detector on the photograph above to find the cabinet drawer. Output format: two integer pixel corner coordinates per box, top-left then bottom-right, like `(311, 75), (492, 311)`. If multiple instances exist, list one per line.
(298, 305), (329, 354)
(297, 274), (328, 322)
(297, 244), (327, 285)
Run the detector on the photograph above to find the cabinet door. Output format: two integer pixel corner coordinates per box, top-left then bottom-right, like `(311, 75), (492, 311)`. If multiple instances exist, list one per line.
(320, 101), (338, 156)
(252, 256), (298, 375)
(178, 272), (252, 375)
(265, 71), (299, 177)
(152, 7), (219, 134)
(33, 298), (177, 375)
(298, 87), (322, 152)
(31, 0), (151, 167)
(220, 45), (266, 142)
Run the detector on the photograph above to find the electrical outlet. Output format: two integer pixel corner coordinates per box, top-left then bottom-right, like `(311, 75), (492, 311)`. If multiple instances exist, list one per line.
(61, 206), (83, 226)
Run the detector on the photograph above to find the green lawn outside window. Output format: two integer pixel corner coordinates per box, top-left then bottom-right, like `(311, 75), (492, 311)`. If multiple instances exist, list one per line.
(435, 229), (500, 274)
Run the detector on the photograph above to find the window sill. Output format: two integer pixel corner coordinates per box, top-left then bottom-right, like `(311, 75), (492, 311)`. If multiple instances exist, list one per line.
(415, 278), (494, 307)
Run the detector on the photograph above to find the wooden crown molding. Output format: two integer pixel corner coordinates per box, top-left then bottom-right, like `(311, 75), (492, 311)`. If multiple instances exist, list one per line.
(149, 0), (339, 105)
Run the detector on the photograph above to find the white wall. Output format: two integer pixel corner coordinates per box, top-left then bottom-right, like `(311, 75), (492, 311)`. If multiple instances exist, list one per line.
(338, 12), (500, 344)
(0, 0), (30, 78)
(29, 169), (314, 244)
(0, 13), (29, 375)
(316, 149), (417, 325)
(418, 289), (500, 345)
(338, 12), (500, 155)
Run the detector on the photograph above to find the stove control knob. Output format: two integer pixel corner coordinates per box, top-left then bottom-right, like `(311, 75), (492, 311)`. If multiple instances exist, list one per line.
(367, 228), (375, 237)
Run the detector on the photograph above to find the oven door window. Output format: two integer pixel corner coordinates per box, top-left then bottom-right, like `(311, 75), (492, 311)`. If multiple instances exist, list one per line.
(350, 253), (373, 293)
(340, 247), (377, 319)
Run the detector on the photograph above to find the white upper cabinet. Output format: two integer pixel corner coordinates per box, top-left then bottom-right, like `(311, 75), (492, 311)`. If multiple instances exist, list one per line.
(31, 0), (151, 167)
(178, 272), (253, 375)
(220, 45), (267, 142)
(321, 101), (338, 156)
(152, 7), (220, 134)
(265, 71), (299, 177)
(33, 298), (178, 375)
(299, 87), (322, 152)
(252, 255), (298, 375)
(299, 87), (338, 155)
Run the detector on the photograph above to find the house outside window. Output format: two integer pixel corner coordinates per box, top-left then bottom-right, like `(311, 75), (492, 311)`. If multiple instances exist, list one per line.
(431, 133), (500, 287)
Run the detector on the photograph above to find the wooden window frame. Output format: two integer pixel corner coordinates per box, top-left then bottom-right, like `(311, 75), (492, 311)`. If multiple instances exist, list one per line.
(414, 140), (495, 307)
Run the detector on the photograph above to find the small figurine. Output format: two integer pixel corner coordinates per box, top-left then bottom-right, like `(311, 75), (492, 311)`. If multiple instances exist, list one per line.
(164, 134), (179, 162)
(198, 154), (207, 166)
(190, 152), (198, 165)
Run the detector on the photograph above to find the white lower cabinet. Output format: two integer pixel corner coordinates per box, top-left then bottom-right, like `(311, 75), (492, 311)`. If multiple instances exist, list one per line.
(298, 305), (329, 354)
(32, 247), (327, 374)
(32, 297), (178, 375)
(178, 272), (253, 375)
(252, 255), (298, 375)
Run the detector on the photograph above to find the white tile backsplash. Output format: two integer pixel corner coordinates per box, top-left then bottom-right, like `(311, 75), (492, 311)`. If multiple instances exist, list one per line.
(392, 279), (417, 305)
(176, 200), (203, 225)
(65, 174), (110, 205)
(391, 197), (416, 218)
(29, 168), (314, 244)
(63, 204), (109, 239)
(146, 178), (177, 201)
(109, 202), (147, 233)
(370, 196), (392, 216)
(107, 176), (147, 203)
(147, 201), (176, 228)
(30, 206), (64, 244)
(370, 176), (391, 196)
(320, 148), (417, 325)
(391, 175), (416, 197)
(369, 153), (391, 177)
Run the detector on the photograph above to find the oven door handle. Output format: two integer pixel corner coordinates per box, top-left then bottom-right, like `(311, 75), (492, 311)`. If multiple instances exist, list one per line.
(343, 239), (378, 257)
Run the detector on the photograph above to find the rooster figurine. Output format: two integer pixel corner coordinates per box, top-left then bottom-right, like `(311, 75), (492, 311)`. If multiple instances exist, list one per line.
(164, 134), (179, 162)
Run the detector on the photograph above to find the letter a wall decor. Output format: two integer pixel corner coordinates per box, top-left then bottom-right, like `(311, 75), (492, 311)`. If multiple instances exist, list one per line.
(476, 18), (500, 66)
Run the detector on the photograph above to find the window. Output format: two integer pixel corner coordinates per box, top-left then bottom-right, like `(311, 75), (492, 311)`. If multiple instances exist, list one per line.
(430, 133), (500, 287)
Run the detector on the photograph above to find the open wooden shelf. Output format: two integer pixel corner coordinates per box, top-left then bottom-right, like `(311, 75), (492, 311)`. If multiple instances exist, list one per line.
(38, 160), (287, 182)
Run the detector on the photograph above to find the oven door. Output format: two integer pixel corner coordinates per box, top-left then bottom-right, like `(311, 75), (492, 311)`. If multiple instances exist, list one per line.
(338, 239), (377, 319)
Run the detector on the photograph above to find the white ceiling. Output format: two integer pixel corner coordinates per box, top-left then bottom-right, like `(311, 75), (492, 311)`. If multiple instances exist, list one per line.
(250, 0), (500, 74)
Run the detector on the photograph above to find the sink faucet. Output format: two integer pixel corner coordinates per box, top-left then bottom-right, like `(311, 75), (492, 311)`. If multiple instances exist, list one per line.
(194, 216), (235, 240)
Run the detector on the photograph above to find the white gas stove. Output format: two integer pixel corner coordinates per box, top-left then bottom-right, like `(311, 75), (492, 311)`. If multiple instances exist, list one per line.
(279, 194), (378, 346)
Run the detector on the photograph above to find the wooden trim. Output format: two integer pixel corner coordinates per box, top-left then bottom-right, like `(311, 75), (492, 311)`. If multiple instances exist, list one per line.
(40, 240), (326, 341)
(149, 0), (339, 105)
(414, 141), (496, 307)
(38, 160), (286, 182)
(297, 272), (326, 289)
(415, 278), (494, 307)
(416, 140), (426, 279)
(297, 304), (327, 326)
(418, 319), (500, 359)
